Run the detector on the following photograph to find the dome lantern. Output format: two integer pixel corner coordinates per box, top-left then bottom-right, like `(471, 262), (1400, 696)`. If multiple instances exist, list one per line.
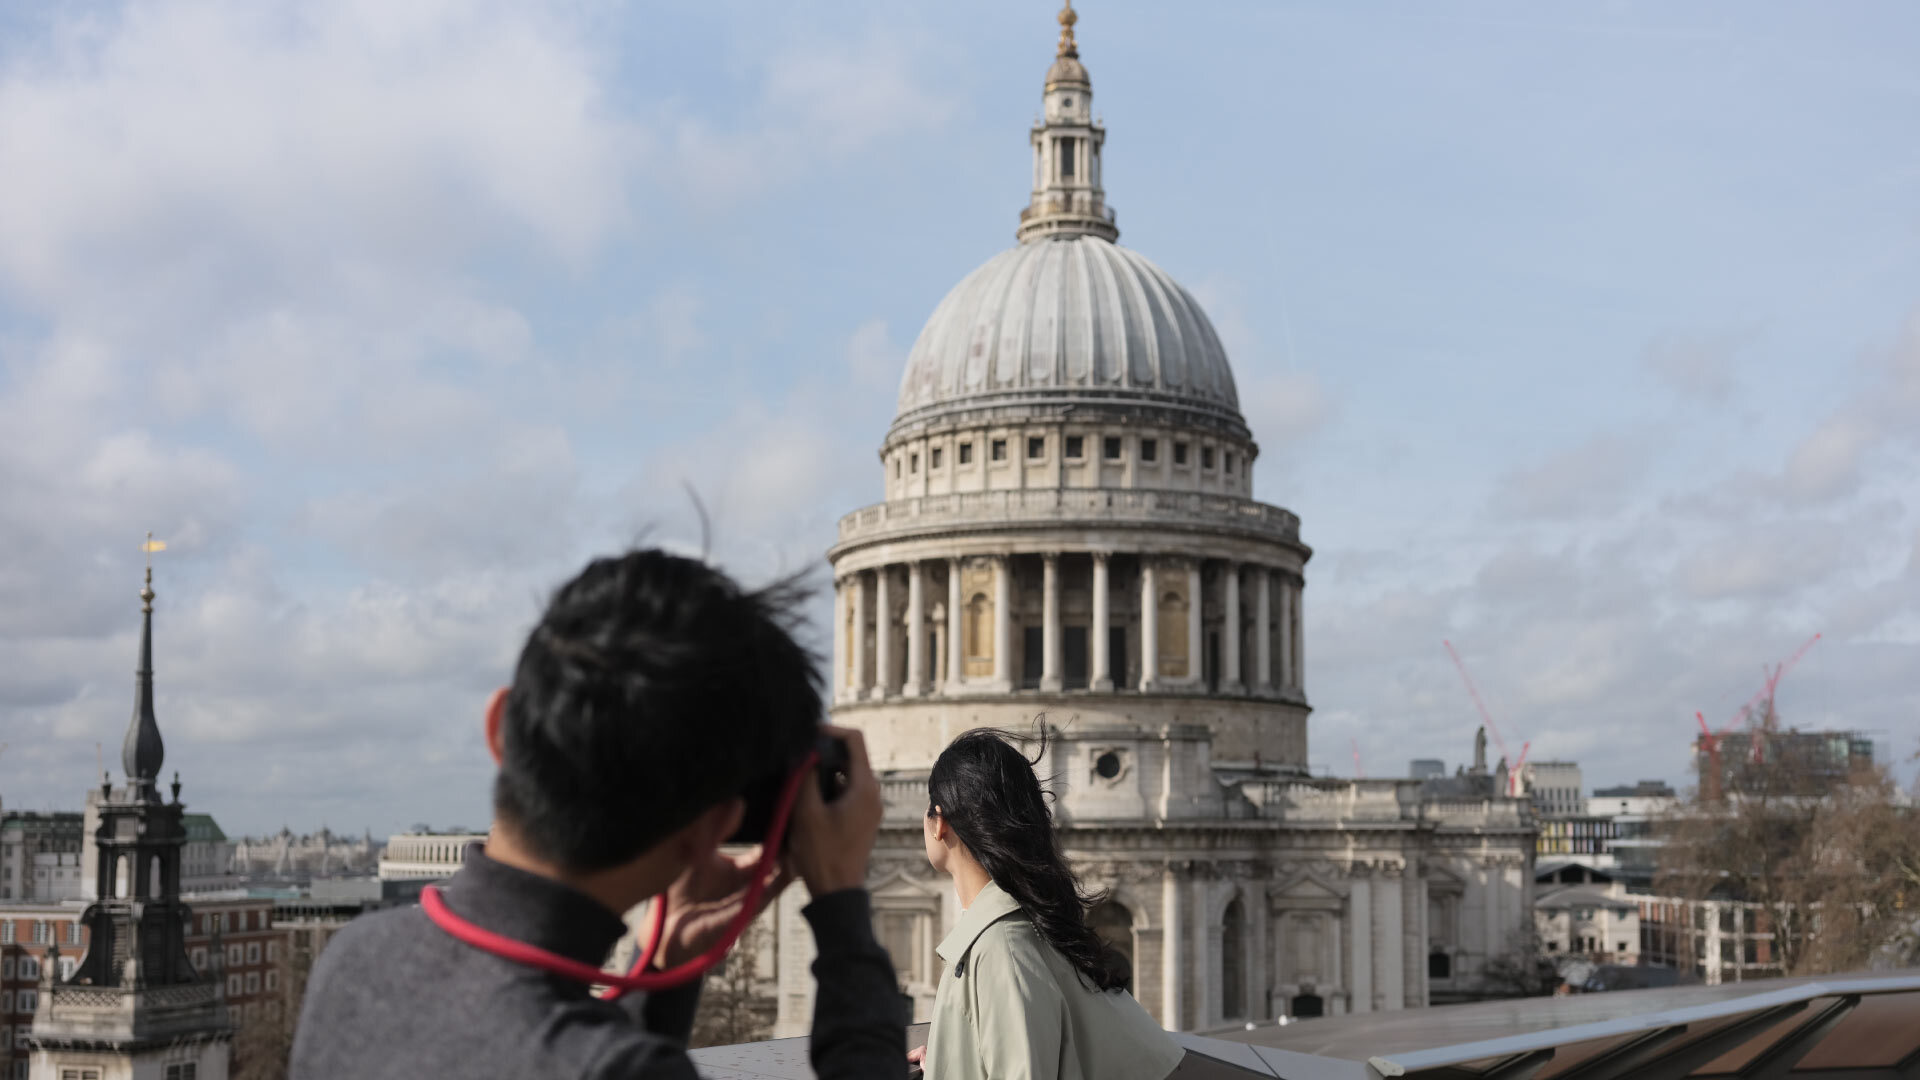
(1020, 1), (1117, 245)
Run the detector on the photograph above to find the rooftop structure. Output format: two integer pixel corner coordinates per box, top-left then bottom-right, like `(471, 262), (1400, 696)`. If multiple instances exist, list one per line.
(1696, 727), (1874, 798)
(376, 832), (485, 881)
(1594, 780), (1677, 799)
(691, 972), (1920, 1080)
(1522, 761), (1584, 819)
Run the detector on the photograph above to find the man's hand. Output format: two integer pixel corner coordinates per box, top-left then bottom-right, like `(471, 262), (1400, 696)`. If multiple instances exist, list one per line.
(907, 1045), (927, 1066)
(785, 726), (883, 896)
(652, 846), (791, 971)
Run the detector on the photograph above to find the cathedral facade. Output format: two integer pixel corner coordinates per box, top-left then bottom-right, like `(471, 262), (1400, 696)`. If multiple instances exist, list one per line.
(768, 4), (1537, 1035)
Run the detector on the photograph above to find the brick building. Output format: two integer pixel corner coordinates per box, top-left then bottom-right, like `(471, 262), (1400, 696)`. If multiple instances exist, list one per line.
(0, 906), (84, 1080)
(183, 897), (284, 1029)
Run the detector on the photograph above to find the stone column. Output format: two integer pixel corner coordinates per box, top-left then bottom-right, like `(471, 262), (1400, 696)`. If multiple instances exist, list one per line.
(904, 561), (926, 697)
(1040, 553), (1062, 692)
(1090, 552), (1112, 691)
(1254, 567), (1272, 692)
(1222, 563), (1241, 691)
(874, 567), (892, 699)
(1349, 874), (1373, 1014)
(1162, 865), (1184, 1030)
(1379, 872), (1404, 1012)
(831, 576), (846, 702)
(1414, 875), (1431, 1009)
(1278, 575), (1294, 691)
(946, 558), (963, 694)
(1139, 559), (1159, 691)
(1291, 579), (1305, 691)
(851, 572), (869, 699)
(1187, 560), (1204, 686)
(992, 554), (1012, 689)
(1190, 877), (1212, 1026)
(1482, 861), (1501, 983)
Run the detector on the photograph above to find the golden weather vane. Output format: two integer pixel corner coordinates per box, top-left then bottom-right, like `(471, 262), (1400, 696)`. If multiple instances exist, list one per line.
(141, 532), (166, 609)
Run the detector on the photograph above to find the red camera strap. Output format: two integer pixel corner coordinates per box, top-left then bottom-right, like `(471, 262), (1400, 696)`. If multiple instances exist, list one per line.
(421, 751), (816, 997)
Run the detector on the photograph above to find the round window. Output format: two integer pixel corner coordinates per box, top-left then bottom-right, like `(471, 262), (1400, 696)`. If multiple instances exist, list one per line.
(1095, 751), (1122, 780)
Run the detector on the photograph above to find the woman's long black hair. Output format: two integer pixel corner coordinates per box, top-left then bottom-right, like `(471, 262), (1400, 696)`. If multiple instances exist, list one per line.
(928, 727), (1127, 992)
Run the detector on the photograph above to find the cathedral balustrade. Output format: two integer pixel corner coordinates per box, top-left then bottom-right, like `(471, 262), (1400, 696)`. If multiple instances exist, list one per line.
(835, 488), (1300, 546)
(878, 775), (932, 822)
(38, 981), (223, 1041)
(1018, 199), (1116, 224)
(1418, 798), (1534, 828)
(1240, 779), (1416, 824)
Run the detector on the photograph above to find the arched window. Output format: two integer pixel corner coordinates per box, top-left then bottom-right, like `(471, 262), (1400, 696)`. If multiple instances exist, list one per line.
(967, 593), (991, 660)
(114, 854), (129, 899)
(1157, 591), (1189, 679)
(149, 856), (162, 897)
(1220, 897), (1246, 1020)
(1088, 900), (1134, 993)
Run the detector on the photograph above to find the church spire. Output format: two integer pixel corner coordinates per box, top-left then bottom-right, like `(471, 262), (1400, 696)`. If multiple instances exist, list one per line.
(1017, 1), (1119, 244)
(123, 534), (166, 795)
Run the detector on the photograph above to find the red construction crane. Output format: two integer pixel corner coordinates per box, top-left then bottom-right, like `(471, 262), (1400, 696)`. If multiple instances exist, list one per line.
(1749, 633), (1821, 763)
(1693, 632), (1821, 796)
(1443, 640), (1529, 798)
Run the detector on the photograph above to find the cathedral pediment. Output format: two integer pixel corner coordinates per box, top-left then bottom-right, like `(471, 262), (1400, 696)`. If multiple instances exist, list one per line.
(869, 869), (944, 901)
(1271, 868), (1346, 903)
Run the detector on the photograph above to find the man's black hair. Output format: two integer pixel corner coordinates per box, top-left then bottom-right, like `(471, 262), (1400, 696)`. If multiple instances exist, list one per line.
(493, 548), (822, 872)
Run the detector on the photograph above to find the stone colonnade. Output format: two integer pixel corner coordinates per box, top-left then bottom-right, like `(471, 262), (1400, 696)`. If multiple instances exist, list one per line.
(832, 552), (1303, 702)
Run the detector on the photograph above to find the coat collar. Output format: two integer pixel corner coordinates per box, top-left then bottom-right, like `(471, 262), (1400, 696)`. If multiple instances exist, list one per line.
(936, 879), (1024, 964)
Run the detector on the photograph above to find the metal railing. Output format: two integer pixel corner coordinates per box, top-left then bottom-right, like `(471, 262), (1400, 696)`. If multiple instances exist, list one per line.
(836, 489), (1300, 544)
(1018, 200), (1116, 223)
(1236, 780), (1533, 827)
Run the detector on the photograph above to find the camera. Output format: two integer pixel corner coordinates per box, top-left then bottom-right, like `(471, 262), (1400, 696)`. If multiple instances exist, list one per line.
(729, 733), (851, 845)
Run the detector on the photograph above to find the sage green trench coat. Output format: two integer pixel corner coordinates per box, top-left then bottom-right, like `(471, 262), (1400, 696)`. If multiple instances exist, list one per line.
(924, 881), (1186, 1080)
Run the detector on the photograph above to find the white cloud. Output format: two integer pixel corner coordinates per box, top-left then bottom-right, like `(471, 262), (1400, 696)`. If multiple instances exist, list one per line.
(1738, 313), (1920, 507)
(0, 1), (631, 312)
(648, 27), (960, 208)
(1186, 274), (1330, 457)
(1488, 432), (1652, 520)
(1779, 413), (1876, 503)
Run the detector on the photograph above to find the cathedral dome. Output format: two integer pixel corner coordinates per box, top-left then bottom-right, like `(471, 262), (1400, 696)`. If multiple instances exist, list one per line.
(893, 235), (1243, 432)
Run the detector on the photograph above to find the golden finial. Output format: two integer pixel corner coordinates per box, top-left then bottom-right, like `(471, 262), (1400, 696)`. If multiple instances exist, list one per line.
(1056, 1), (1078, 59)
(141, 531), (166, 608)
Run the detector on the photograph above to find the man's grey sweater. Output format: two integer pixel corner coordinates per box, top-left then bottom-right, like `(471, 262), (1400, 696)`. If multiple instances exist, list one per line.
(290, 847), (903, 1078)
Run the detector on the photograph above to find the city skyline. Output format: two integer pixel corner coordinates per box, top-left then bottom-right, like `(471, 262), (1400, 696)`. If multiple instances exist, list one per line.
(1, 0), (1917, 835)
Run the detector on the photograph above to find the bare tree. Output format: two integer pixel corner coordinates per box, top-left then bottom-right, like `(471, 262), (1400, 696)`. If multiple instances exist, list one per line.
(230, 946), (299, 1080)
(1660, 732), (1919, 977)
(1800, 767), (1920, 973)
(1479, 926), (1561, 998)
(689, 921), (775, 1049)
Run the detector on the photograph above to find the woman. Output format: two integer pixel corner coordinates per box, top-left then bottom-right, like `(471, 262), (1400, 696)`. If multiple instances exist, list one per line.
(910, 729), (1188, 1080)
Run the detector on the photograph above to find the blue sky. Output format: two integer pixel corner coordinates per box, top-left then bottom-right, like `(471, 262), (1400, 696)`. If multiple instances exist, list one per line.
(1, 0), (1916, 834)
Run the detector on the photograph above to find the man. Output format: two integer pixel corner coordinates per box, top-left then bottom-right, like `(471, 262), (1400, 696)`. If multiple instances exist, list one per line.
(291, 550), (900, 1078)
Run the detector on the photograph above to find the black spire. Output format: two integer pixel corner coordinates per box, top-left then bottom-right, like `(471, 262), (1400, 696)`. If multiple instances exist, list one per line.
(122, 560), (165, 793)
